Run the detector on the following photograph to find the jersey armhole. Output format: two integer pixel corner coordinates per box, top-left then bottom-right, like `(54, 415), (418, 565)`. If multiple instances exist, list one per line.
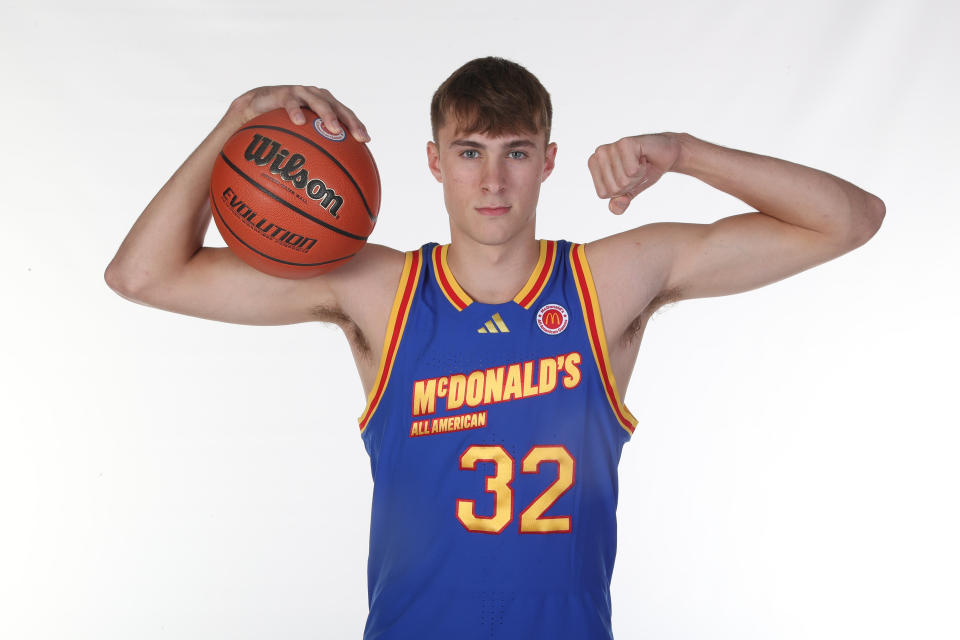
(357, 248), (423, 432)
(570, 243), (638, 437)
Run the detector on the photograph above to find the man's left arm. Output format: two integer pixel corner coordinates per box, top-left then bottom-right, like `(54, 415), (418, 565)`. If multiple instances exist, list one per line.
(584, 132), (885, 344)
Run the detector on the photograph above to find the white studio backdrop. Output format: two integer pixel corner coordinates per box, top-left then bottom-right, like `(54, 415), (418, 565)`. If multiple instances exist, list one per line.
(2, 1), (957, 638)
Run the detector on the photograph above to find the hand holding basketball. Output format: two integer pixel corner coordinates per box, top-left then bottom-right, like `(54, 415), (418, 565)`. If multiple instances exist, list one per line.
(228, 85), (370, 142)
(210, 89), (381, 279)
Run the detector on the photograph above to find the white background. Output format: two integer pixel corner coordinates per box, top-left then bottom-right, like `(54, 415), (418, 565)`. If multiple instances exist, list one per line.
(2, 0), (958, 638)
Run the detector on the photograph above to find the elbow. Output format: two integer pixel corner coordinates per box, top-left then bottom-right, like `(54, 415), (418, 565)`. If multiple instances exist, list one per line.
(104, 260), (132, 299)
(868, 194), (886, 230)
(848, 194), (885, 247)
(104, 259), (150, 302)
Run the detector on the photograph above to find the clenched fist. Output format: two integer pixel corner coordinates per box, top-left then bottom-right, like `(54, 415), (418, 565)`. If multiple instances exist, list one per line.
(587, 133), (684, 214)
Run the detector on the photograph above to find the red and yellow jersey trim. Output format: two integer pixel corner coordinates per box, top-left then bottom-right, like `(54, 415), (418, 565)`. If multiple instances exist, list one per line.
(433, 244), (472, 310)
(570, 243), (638, 435)
(513, 240), (556, 309)
(358, 249), (423, 432)
(433, 240), (557, 311)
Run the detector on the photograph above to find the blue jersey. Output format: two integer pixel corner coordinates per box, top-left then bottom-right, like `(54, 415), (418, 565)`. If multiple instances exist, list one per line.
(357, 240), (637, 639)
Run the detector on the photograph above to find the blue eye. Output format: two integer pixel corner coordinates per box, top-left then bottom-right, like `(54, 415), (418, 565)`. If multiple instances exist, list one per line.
(462, 150), (480, 159)
(509, 151), (528, 159)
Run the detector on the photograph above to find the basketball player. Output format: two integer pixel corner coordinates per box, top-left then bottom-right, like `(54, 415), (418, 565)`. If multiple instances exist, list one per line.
(105, 58), (884, 638)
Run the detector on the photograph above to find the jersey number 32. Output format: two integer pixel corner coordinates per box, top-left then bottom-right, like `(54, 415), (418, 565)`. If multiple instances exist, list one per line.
(457, 444), (575, 535)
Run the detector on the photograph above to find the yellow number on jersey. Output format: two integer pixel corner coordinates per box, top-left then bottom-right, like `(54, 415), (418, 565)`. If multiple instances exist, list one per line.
(519, 446), (575, 533)
(457, 444), (575, 534)
(456, 445), (515, 534)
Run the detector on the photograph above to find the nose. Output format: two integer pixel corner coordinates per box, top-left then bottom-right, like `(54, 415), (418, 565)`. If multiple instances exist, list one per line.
(481, 158), (506, 193)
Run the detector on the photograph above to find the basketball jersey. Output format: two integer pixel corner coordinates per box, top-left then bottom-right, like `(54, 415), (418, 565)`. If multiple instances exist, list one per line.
(357, 239), (637, 639)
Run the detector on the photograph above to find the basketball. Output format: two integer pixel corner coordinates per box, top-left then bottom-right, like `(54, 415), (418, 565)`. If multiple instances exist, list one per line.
(209, 107), (380, 279)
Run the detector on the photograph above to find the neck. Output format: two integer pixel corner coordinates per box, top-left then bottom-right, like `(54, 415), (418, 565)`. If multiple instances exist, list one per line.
(446, 234), (540, 304)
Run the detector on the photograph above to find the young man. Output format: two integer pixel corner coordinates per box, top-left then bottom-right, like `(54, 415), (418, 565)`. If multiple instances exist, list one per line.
(106, 57), (884, 638)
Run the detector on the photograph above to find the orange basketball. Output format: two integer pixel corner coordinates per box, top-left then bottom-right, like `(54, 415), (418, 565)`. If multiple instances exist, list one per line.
(209, 107), (380, 278)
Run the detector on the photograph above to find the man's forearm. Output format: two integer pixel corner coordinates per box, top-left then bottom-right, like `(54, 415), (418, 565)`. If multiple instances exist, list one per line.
(105, 107), (245, 293)
(672, 133), (885, 242)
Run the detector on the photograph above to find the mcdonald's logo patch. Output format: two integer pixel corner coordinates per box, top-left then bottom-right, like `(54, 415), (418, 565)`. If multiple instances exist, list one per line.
(477, 313), (510, 334)
(536, 304), (568, 335)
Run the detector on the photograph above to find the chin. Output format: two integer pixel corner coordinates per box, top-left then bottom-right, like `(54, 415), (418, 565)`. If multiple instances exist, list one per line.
(472, 225), (533, 248)
(449, 210), (535, 246)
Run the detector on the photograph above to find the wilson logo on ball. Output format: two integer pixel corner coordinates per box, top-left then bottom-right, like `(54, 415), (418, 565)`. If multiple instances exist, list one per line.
(243, 134), (344, 217)
(210, 107), (380, 279)
(537, 304), (569, 335)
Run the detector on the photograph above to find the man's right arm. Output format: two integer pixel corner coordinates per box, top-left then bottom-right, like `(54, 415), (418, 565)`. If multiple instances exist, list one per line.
(104, 86), (398, 327)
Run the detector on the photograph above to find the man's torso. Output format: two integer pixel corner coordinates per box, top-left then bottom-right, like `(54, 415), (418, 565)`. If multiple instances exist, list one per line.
(354, 240), (639, 639)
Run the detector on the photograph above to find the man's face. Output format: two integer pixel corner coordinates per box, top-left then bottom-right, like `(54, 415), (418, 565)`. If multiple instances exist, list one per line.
(427, 117), (557, 247)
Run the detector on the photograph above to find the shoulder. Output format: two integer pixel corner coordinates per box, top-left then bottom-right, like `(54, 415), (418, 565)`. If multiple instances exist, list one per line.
(578, 225), (683, 342)
(324, 243), (431, 390)
(325, 243), (409, 319)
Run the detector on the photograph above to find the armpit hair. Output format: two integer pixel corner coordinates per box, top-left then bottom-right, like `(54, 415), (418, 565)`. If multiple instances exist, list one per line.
(622, 286), (683, 346)
(310, 304), (372, 360)
(646, 286), (683, 316)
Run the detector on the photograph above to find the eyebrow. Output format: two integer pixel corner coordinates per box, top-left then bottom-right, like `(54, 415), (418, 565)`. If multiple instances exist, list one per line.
(449, 138), (537, 150)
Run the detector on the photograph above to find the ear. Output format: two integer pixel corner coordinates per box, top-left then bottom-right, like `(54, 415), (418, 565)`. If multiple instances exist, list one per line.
(426, 140), (443, 183)
(541, 142), (558, 182)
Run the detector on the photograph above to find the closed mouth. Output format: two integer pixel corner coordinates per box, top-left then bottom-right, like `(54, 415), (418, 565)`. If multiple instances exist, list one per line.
(476, 206), (511, 215)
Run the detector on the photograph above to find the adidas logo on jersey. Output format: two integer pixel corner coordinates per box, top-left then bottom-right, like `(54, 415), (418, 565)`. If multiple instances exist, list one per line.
(477, 313), (510, 334)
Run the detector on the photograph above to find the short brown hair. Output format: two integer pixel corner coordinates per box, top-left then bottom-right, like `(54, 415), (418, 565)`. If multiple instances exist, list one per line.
(430, 57), (552, 143)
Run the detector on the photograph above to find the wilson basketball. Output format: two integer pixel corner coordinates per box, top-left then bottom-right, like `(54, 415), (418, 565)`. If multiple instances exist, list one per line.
(209, 107), (380, 278)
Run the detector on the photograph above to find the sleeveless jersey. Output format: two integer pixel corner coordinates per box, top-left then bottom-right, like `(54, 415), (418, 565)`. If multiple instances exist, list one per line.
(357, 239), (637, 639)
